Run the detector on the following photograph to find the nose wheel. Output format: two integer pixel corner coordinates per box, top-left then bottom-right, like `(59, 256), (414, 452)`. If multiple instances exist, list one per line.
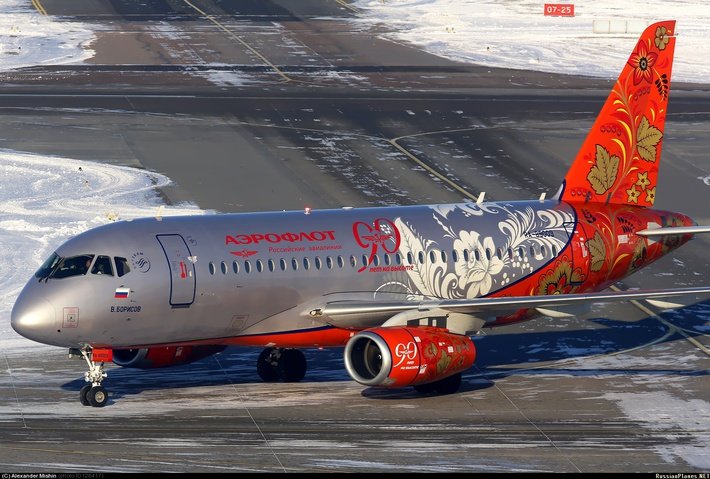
(79, 348), (109, 407)
(256, 347), (307, 383)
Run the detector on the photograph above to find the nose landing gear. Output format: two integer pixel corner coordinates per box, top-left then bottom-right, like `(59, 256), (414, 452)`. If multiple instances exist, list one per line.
(77, 347), (110, 407)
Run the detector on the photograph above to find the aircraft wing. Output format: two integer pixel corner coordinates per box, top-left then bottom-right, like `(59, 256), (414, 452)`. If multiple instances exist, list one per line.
(310, 286), (710, 334)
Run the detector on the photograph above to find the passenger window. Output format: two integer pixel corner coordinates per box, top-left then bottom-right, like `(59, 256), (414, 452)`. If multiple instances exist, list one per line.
(268, 259), (275, 272)
(463, 249), (469, 262)
(384, 254), (391, 266)
(395, 253), (402, 265)
(337, 256), (344, 268)
(540, 245), (547, 257)
(518, 247), (525, 258)
(256, 260), (263, 273)
(552, 245), (558, 256)
(373, 255), (380, 267)
(485, 249), (491, 261)
(326, 256), (333, 269)
(303, 258), (310, 270)
(233, 261), (239, 274)
(429, 251), (437, 264)
(92, 255), (114, 276)
(362, 254), (368, 267)
(418, 251), (424, 264)
(507, 248), (513, 259)
(350, 255), (357, 268)
(474, 249), (481, 261)
(291, 258), (298, 271)
(221, 261), (228, 274)
(407, 252), (413, 265)
(496, 248), (503, 260)
(315, 257), (322, 270)
(280, 258), (287, 271)
(209, 262), (216, 275)
(245, 261), (251, 273)
(452, 249), (458, 263)
(441, 250), (447, 263)
(115, 257), (130, 277)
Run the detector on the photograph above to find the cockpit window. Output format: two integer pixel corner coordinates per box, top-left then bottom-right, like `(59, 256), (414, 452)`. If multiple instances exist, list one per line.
(35, 252), (61, 280)
(91, 255), (114, 276)
(115, 257), (131, 277)
(50, 254), (95, 279)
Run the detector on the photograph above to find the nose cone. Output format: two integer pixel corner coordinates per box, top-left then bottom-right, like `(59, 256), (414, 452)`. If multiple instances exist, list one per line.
(11, 292), (56, 344)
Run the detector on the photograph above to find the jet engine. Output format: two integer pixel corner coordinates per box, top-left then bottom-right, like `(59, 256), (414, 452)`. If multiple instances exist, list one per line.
(343, 326), (475, 388)
(112, 345), (226, 369)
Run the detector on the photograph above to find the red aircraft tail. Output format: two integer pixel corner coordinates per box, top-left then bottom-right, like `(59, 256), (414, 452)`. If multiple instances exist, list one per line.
(560, 20), (676, 207)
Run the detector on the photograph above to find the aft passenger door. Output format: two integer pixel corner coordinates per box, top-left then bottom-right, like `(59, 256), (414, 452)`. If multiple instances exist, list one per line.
(156, 234), (196, 307)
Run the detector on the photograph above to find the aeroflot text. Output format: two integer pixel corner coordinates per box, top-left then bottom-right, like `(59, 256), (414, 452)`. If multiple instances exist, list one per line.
(226, 231), (336, 245)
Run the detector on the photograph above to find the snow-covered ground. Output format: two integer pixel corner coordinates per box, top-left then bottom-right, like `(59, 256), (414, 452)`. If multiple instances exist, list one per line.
(351, 0), (710, 83)
(0, 0), (94, 70)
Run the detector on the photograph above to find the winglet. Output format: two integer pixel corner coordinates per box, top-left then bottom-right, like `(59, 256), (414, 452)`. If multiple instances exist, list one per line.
(560, 20), (676, 207)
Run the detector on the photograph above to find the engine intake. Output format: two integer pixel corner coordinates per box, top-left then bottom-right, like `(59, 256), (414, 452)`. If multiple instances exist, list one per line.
(344, 326), (475, 388)
(112, 345), (226, 369)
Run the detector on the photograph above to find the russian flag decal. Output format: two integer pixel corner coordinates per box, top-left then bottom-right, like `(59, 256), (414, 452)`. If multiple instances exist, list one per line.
(115, 287), (130, 299)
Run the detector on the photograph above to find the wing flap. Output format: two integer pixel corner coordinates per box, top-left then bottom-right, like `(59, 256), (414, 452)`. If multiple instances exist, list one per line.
(312, 286), (710, 329)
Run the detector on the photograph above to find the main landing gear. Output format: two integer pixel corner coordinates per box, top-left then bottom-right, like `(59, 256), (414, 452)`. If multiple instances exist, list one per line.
(413, 372), (462, 395)
(256, 347), (307, 383)
(77, 348), (109, 407)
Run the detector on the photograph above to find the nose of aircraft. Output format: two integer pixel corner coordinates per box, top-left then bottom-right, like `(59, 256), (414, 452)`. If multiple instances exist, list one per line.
(11, 292), (56, 343)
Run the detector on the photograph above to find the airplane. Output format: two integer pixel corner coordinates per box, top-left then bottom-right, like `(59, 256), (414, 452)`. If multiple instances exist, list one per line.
(11, 20), (710, 407)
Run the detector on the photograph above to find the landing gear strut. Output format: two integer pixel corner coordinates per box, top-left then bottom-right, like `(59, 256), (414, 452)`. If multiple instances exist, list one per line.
(256, 347), (307, 383)
(79, 347), (109, 407)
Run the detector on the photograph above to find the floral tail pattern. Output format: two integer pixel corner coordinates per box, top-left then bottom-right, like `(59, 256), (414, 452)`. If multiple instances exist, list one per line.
(560, 20), (676, 207)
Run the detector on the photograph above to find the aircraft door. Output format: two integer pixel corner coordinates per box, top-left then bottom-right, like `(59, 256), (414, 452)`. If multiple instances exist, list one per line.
(156, 234), (196, 307)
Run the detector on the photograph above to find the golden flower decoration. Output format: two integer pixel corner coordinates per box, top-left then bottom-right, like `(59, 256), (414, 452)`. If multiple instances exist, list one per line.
(635, 171), (651, 189)
(655, 26), (670, 51)
(646, 186), (656, 205)
(626, 185), (641, 204)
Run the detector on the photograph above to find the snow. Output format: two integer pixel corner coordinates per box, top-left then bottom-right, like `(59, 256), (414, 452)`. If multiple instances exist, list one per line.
(351, 0), (710, 84)
(0, 0), (94, 70)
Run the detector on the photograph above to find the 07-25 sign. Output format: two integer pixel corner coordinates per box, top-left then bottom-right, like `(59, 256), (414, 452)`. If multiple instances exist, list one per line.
(544, 3), (574, 16)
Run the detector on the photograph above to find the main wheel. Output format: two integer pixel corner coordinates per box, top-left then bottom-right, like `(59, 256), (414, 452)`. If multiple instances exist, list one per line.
(278, 349), (307, 382)
(413, 382), (436, 394)
(433, 373), (462, 395)
(256, 348), (280, 382)
(87, 386), (108, 407)
(79, 384), (92, 406)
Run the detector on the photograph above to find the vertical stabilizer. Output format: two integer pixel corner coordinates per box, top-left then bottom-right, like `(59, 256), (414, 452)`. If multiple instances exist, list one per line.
(560, 20), (676, 207)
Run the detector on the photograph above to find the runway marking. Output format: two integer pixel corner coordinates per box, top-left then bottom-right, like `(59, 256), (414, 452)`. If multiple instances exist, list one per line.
(181, 0), (293, 83)
(212, 355), (287, 472)
(609, 284), (710, 358)
(31, 0), (47, 15)
(390, 127), (489, 201)
(334, 0), (360, 14)
(487, 380), (582, 472)
(3, 355), (27, 429)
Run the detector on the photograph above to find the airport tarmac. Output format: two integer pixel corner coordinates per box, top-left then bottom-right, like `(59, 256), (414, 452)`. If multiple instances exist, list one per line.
(0, 0), (708, 473)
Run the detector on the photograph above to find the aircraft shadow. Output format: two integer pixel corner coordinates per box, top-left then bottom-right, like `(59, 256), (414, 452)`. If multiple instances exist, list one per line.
(61, 300), (709, 402)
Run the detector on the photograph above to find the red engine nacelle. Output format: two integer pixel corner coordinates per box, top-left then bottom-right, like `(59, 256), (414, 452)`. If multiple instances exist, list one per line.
(343, 326), (476, 388)
(112, 345), (226, 369)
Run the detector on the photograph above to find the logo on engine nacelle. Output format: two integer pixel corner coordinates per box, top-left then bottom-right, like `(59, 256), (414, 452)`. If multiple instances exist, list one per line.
(393, 341), (417, 367)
